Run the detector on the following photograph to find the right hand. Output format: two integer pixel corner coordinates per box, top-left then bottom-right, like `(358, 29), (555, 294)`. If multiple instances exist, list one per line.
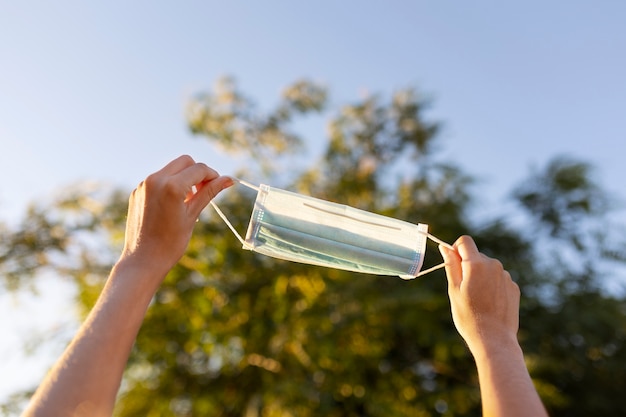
(439, 235), (521, 356)
(121, 155), (233, 278)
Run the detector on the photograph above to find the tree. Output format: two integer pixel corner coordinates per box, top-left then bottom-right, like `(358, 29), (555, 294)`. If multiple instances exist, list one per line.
(115, 78), (479, 417)
(2, 78), (626, 416)
(511, 158), (626, 415)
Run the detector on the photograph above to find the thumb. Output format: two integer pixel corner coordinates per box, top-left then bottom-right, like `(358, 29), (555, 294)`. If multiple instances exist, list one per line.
(189, 176), (234, 217)
(205, 175), (235, 200)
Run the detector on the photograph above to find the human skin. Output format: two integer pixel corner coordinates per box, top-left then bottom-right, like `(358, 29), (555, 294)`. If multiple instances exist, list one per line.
(23, 157), (546, 417)
(440, 236), (548, 417)
(22, 155), (234, 417)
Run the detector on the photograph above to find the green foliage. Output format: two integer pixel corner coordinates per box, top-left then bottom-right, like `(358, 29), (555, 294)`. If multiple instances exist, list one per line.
(514, 158), (608, 238)
(0, 185), (127, 296)
(0, 391), (33, 417)
(117, 81), (482, 416)
(511, 157), (626, 415)
(187, 77), (327, 175)
(3, 78), (626, 416)
(0, 206), (69, 291)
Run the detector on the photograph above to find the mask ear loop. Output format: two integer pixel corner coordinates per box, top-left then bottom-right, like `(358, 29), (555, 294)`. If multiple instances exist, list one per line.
(209, 177), (258, 250)
(413, 231), (455, 278)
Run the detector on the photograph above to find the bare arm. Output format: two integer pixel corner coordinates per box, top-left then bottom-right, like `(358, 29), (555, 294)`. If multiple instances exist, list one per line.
(440, 236), (548, 417)
(23, 155), (233, 417)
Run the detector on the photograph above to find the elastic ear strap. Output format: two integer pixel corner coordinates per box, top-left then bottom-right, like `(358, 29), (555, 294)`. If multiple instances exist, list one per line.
(415, 263), (446, 277)
(209, 178), (261, 249)
(418, 230), (455, 251)
(231, 177), (260, 192)
(209, 200), (253, 249)
(414, 231), (453, 278)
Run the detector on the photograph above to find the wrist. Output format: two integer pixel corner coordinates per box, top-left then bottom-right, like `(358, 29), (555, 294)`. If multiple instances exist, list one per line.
(113, 252), (172, 290)
(468, 331), (523, 363)
(120, 240), (179, 271)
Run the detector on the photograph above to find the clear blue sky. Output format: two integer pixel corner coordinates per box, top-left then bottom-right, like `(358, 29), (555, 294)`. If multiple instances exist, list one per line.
(2, 1), (626, 221)
(1, 0), (626, 405)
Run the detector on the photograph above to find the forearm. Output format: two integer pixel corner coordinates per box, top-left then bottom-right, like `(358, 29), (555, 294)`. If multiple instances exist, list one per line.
(472, 338), (548, 417)
(22, 156), (231, 416)
(23, 258), (167, 417)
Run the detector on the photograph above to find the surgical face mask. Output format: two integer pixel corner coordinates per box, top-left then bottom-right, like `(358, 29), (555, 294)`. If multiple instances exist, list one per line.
(210, 179), (453, 280)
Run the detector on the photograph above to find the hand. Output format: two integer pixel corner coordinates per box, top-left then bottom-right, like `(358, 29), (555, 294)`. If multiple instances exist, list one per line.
(122, 155), (233, 276)
(439, 235), (521, 356)
(22, 155), (234, 417)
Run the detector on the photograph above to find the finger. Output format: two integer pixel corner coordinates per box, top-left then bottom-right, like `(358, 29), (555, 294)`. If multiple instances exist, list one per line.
(159, 155), (197, 176)
(455, 235), (481, 262)
(187, 176), (234, 218)
(509, 276), (521, 304)
(175, 162), (220, 193)
(439, 244), (463, 290)
(503, 269), (520, 293)
(206, 175), (235, 200)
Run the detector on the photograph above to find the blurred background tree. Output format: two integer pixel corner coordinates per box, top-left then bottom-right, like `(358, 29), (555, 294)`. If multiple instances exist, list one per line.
(2, 78), (626, 416)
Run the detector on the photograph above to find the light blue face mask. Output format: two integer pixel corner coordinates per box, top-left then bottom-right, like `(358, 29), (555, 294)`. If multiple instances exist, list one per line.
(210, 179), (453, 279)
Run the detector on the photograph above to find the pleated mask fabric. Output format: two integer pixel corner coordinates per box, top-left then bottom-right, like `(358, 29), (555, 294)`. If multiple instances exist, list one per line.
(210, 179), (452, 279)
